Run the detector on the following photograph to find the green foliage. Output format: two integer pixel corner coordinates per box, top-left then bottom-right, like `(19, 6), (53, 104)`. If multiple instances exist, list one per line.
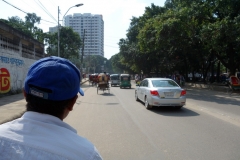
(5, 13), (44, 42)
(45, 27), (81, 60)
(110, 54), (125, 73)
(115, 0), (240, 80)
(82, 55), (112, 73)
(201, 16), (240, 75)
(7, 16), (32, 37)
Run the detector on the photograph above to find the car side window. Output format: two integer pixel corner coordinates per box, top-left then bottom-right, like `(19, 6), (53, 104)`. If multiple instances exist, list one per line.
(140, 81), (145, 87)
(144, 81), (148, 87)
(140, 80), (148, 87)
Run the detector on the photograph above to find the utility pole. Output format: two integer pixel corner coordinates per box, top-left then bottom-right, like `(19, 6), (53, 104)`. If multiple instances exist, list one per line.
(57, 4), (83, 57)
(58, 6), (60, 57)
(80, 29), (86, 81)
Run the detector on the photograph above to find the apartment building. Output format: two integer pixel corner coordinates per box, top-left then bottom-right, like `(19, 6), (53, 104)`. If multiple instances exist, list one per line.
(64, 13), (104, 57)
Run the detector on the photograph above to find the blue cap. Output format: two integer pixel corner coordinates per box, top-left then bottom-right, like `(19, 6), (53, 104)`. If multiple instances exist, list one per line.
(24, 56), (84, 101)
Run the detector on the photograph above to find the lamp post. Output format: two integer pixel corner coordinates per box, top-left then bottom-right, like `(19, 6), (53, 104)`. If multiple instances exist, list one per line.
(58, 4), (83, 57)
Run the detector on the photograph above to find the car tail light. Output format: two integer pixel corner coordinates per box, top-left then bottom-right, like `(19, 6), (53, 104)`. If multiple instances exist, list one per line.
(150, 90), (159, 96)
(180, 90), (186, 96)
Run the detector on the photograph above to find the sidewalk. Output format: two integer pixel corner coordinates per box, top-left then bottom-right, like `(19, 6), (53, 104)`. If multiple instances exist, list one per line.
(184, 82), (229, 92)
(0, 79), (89, 124)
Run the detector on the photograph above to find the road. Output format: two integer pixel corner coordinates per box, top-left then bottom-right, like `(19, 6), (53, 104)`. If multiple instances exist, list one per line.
(65, 81), (240, 160)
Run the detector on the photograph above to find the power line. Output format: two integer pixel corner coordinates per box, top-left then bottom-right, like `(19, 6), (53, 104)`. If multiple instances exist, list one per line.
(2, 0), (56, 24)
(104, 41), (119, 45)
(20, 0), (56, 24)
(34, 0), (57, 23)
(2, 0), (27, 14)
(104, 44), (119, 48)
(48, 0), (58, 9)
(41, 19), (56, 24)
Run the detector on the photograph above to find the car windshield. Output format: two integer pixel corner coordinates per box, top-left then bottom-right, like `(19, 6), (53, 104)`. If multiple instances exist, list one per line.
(151, 80), (178, 87)
(111, 76), (119, 80)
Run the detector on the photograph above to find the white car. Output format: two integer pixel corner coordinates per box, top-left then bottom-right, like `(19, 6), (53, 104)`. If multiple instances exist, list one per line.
(135, 78), (186, 109)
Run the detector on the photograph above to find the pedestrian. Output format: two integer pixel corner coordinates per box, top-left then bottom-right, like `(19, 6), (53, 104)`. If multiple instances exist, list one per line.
(0, 56), (102, 160)
(171, 74), (176, 81)
(179, 74), (185, 86)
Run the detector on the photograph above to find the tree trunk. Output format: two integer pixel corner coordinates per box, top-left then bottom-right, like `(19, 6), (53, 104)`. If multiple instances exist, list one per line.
(217, 61), (220, 82)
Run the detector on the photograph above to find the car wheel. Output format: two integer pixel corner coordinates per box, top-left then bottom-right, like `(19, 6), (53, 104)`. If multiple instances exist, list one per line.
(145, 96), (152, 110)
(135, 92), (139, 101)
(175, 106), (182, 109)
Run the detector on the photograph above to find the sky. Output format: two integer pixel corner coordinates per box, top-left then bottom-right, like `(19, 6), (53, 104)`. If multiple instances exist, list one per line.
(0, 0), (165, 59)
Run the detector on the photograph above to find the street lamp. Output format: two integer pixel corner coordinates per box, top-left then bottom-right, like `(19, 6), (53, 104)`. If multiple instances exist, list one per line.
(58, 4), (83, 57)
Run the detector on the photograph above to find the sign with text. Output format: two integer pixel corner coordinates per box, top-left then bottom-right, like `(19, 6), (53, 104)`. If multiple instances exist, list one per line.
(0, 68), (11, 93)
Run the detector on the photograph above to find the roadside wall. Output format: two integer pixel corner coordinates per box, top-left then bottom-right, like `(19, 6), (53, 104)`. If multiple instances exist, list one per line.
(0, 21), (45, 96)
(0, 49), (36, 95)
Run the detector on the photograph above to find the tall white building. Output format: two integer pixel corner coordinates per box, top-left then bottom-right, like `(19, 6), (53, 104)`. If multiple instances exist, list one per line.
(64, 13), (104, 57)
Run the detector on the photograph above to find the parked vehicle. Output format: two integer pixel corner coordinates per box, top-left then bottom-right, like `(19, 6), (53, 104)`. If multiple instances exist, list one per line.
(119, 74), (131, 89)
(135, 78), (186, 110)
(228, 76), (240, 91)
(110, 74), (120, 86)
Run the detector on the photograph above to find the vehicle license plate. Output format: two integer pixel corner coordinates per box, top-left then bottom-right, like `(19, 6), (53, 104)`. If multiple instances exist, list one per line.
(164, 92), (174, 97)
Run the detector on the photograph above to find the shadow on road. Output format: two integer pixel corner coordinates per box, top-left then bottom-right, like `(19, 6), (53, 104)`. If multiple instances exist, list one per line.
(97, 93), (115, 96)
(187, 89), (240, 106)
(151, 106), (199, 117)
(136, 100), (199, 117)
(0, 94), (24, 106)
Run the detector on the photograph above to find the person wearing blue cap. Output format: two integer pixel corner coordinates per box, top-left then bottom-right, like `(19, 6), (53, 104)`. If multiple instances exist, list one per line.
(0, 56), (102, 160)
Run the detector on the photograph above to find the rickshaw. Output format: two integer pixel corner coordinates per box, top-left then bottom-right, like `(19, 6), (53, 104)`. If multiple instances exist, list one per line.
(119, 74), (131, 89)
(89, 73), (98, 86)
(89, 74), (93, 86)
(228, 75), (240, 93)
(97, 73), (110, 94)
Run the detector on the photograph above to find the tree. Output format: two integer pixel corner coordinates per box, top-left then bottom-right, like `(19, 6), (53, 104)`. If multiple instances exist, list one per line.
(7, 16), (32, 37)
(45, 27), (81, 59)
(80, 55), (111, 74)
(110, 54), (126, 73)
(25, 13), (41, 33)
(3, 13), (45, 43)
(201, 17), (240, 75)
(118, 4), (168, 75)
(192, 0), (240, 76)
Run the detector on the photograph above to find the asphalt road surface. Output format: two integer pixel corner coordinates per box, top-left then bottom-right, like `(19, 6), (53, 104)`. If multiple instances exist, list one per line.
(65, 81), (240, 160)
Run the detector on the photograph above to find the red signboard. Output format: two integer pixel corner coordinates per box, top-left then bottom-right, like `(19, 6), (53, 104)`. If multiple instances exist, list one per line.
(0, 68), (11, 93)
